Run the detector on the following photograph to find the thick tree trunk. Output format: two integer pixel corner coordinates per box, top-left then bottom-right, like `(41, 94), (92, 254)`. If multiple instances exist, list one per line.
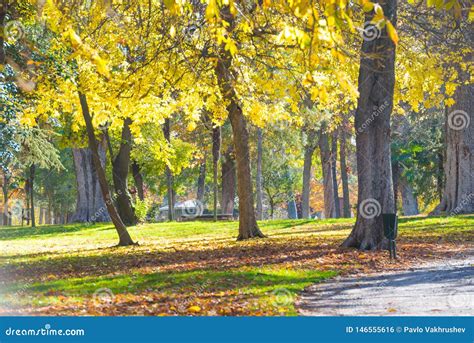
(399, 177), (419, 216)
(214, 8), (264, 239)
(342, 0), (397, 250)
(71, 141), (111, 223)
(435, 86), (474, 214)
(319, 125), (335, 218)
(30, 164), (36, 227)
(131, 161), (145, 201)
(79, 92), (135, 246)
(339, 125), (351, 218)
(212, 126), (221, 220)
(255, 128), (264, 220)
(331, 132), (341, 218)
(196, 152), (207, 203)
(112, 118), (137, 225)
(302, 129), (317, 218)
(163, 118), (175, 221)
(221, 147), (236, 215)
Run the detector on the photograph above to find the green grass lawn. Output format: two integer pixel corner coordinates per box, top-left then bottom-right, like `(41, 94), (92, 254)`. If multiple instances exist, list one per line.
(0, 216), (473, 315)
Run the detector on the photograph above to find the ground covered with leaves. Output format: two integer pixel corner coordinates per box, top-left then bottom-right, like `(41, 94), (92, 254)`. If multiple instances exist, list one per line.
(1, 216), (473, 316)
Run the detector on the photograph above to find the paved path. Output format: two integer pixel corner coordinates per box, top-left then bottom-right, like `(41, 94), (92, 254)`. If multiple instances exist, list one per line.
(297, 256), (474, 316)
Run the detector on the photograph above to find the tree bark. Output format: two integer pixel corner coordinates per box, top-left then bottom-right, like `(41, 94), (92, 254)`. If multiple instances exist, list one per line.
(29, 164), (36, 227)
(212, 126), (221, 220)
(2, 171), (9, 226)
(221, 146), (236, 215)
(331, 132), (341, 218)
(25, 178), (30, 225)
(112, 118), (137, 225)
(163, 118), (175, 221)
(434, 86), (474, 214)
(214, 5), (264, 239)
(71, 141), (111, 223)
(399, 177), (419, 216)
(78, 92), (135, 246)
(196, 152), (207, 203)
(302, 129), (317, 218)
(342, 0), (397, 250)
(319, 125), (335, 218)
(131, 160), (145, 201)
(255, 128), (264, 220)
(339, 125), (351, 218)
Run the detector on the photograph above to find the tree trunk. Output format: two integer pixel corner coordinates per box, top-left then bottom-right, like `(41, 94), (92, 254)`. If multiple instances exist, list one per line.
(331, 132), (341, 218)
(25, 178), (30, 225)
(78, 92), (135, 246)
(342, 0), (397, 250)
(392, 160), (400, 213)
(196, 152), (207, 203)
(163, 118), (175, 221)
(2, 171), (9, 226)
(319, 125), (335, 218)
(339, 125), (351, 218)
(434, 88), (474, 214)
(221, 146), (236, 215)
(399, 177), (419, 216)
(71, 141), (111, 223)
(302, 129), (317, 218)
(112, 118), (137, 225)
(255, 128), (264, 220)
(214, 6), (264, 239)
(131, 161), (145, 201)
(39, 207), (43, 225)
(30, 164), (36, 227)
(212, 126), (221, 221)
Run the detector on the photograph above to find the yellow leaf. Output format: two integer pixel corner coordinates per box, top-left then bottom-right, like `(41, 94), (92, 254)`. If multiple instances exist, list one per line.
(363, 2), (375, 12)
(386, 21), (399, 45)
(388, 308), (397, 313)
(187, 305), (201, 313)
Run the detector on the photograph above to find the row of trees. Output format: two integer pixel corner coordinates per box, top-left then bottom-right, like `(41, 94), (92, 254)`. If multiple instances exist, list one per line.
(0, 0), (472, 249)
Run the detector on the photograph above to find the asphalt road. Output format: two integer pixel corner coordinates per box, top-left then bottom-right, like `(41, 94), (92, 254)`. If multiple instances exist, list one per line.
(297, 256), (474, 316)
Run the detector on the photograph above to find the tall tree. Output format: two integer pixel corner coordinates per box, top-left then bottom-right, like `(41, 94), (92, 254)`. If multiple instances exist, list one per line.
(255, 128), (264, 220)
(301, 128), (318, 218)
(212, 126), (221, 220)
(214, 5), (264, 239)
(339, 123), (351, 218)
(79, 92), (135, 246)
(343, 0), (397, 249)
(331, 132), (341, 218)
(319, 124), (335, 219)
(163, 118), (175, 221)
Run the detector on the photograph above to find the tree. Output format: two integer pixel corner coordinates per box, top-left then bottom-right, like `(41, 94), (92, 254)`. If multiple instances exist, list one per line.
(255, 128), (264, 220)
(213, 5), (264, 239)
(16, 127), (63, 227)
(319, 123), (335, 219)
(79, 92), (135, 246)
(301, 128), (318, 218)
(339, 120), (351, 218)
(342, 0), (398, 249)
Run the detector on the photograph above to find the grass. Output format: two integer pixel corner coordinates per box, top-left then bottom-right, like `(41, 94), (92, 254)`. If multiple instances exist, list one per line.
(0, 215), (473, 316)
